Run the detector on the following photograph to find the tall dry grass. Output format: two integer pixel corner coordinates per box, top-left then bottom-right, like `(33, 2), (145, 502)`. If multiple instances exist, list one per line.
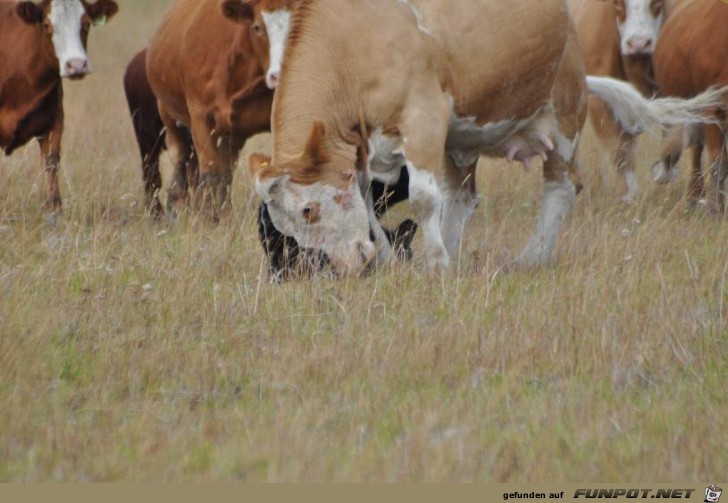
(0, 0), (726, 482)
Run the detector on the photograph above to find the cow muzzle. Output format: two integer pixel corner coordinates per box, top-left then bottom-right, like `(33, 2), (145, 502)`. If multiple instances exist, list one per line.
(266, 69), (280, 89)
(62, 58), (91, 79)
(625, 37), (654, 56)
(331, 240), (377, 277)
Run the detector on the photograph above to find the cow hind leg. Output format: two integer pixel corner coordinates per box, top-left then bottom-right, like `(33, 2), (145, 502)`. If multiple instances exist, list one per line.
(687, 140), (706, 208)
(651, 127), (685, 186)
(514, 133), (578, 268)
(131, 114), (166, 217)
(704, 124), (728, 215)
(589, 98), (638, 202)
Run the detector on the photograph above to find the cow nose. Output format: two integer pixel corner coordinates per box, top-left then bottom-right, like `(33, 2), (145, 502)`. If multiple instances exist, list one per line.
(626, 38), (653, 55)
(266, 70), (279, 89)
(65, 58), (90, 78)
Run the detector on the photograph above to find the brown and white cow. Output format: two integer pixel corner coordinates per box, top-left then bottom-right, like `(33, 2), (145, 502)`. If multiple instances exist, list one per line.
(146, 0), (297, 221)
(568, 0), (675, 202)
(248, 0), (723, 276)
(651, 0), (728, 213)
(0, 0), (118, 221)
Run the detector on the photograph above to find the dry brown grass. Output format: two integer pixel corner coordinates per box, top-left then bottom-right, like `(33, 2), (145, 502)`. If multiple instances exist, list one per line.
(1, 0), (727, 482)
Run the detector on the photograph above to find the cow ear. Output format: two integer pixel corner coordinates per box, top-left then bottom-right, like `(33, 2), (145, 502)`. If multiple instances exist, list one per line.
(302, 120), (331, 167)
(84, 0), (118, 26)
(248, 152), (272, 181)
(16, 1), (43, 25)
(221, 0), (254, 23)
(249, 153), (285, 201)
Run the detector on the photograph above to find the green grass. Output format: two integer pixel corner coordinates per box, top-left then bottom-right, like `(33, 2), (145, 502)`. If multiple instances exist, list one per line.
(0, 0), (727, 482)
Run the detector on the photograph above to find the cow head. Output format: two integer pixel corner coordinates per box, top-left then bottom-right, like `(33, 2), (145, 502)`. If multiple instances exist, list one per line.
(16, 0), (118, 79)
(221, 0), (297, 89)
(248, 121), (376, 277)
(606, 0), (665, 56)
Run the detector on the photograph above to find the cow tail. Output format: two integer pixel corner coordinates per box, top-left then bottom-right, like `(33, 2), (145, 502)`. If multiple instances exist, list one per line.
(585, 75), (727, 136)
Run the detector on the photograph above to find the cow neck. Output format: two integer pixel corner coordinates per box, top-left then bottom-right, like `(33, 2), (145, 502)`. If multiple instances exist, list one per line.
(0, 9), (59, 117)
(272, 0), (360, 190)
(225, 25), (263, 98)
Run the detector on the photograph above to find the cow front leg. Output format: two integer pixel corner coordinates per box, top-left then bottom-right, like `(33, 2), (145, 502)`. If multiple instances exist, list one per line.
(399, 85), (451, 271)
(38, 120), (63, 226)
(159, 106), (193, 219)
(441, 156), (478, 260)
(190, 116), (236, 222)
(407, 161), (450, 270)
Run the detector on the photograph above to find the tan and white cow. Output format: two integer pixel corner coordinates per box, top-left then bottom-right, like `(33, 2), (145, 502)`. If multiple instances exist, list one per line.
(568, 0), (676, 202)
(0, 0), (118, 221)
(249, 0), (723, 276)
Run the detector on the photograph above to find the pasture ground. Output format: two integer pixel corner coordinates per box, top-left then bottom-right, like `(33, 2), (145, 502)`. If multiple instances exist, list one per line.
(1, 0), (726, 482)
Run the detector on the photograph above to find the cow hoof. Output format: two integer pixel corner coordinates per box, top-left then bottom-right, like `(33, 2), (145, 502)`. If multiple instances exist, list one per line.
(44, 211), (62, 228)
(651, 161), (679, 185)
(620, 194), (636, 205)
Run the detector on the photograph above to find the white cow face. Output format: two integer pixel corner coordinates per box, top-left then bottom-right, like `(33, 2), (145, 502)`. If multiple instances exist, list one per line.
(248, 122), (377, 277)
(220, 0), (295, 89)
(261, 9), (291, 88)
(16, 0), (118, 79)
(612, 0), (665, 56)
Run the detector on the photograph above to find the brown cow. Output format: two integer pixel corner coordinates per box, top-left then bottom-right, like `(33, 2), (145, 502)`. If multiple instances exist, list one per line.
(652, 0), (728, 212)
(248, 0), (723, 276)
(0, 0), (118, 222)
(568, 0), (677, 202)
(146, 0), (298, 221)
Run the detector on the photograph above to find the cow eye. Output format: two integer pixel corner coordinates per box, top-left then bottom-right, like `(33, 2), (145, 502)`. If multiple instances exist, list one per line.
(252, 23), (263, 34)
(301, 202), (320, 223)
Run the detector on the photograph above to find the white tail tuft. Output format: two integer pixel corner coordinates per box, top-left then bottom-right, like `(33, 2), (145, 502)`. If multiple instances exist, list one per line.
(586, 76), (727, 136)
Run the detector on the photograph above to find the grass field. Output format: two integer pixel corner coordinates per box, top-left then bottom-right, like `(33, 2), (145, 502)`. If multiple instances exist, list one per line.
(1, 0), (726, 482)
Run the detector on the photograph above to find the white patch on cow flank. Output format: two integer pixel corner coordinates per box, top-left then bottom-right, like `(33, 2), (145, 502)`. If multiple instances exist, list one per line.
(397, 0), (431, 35)
(262, 9), (291, 89)
(616, 0), (663, 56)
(49, 0), (90, 78)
